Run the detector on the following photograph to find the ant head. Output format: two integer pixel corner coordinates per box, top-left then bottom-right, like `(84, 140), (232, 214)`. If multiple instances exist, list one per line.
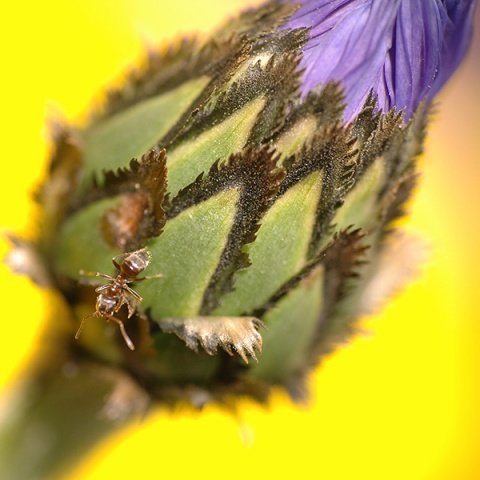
(119, 248), (151, 277)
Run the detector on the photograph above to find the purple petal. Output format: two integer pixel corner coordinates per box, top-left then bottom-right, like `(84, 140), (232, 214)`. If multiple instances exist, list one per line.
(431, 1), (477, 95)
(282, 0), (477, 121)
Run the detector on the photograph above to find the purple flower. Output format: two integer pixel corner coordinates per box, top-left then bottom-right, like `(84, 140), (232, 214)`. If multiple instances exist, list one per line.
(283, 0), (477, 121)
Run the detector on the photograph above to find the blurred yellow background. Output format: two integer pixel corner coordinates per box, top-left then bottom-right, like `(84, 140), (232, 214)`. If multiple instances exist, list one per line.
(1, 1), (479, 479)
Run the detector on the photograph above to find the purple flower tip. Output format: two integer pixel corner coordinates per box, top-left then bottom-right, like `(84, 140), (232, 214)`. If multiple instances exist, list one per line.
(283, 0), (477, 122)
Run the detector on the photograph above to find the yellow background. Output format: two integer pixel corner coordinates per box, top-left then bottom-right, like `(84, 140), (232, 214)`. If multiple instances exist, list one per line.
(1, 1), (479, 478)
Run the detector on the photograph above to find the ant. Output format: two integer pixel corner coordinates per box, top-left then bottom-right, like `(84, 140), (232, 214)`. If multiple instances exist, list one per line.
(75, 247), (161, 350)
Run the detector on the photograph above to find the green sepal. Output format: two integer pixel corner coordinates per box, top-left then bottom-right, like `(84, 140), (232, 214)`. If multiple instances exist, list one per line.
(166, 146), (285, 314)
(81, 77), (209, 188)
(166, 49), (304, 196)
(214, 170), (323, 315)
(166, 97), (266, 196)
(273, 83), (346, 159)
(250, 266), (324, 382)
(333, 156), (386, 232)
(54, 148), (168, 276)
(136, 189), (240, 317)
(307, 228), (369, 360)
(55, 197), (121, 278)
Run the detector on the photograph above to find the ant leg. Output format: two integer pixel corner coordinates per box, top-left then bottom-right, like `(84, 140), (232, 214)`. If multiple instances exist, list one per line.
(94, 283), (112, 293)
(133, 273), (163, 283)
(145, 273), (163, 280)
(115, 295), (138, 319)
(106, 315), (135, 351)
(79, 271), (116, 288)
(126, 297), (140, 318)
(112, 257), (126, 272)
(79, 270), (115, 280)
(95, 272), (115, 281)
(75, 312), (98, 340)
(123, 285), (143, 301)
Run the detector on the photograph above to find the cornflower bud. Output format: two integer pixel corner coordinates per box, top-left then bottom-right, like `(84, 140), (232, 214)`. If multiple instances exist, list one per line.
(2, 1), (476, 478)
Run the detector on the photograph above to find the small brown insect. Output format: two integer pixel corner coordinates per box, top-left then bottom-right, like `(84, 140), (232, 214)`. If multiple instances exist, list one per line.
(76, 247), (161, 350)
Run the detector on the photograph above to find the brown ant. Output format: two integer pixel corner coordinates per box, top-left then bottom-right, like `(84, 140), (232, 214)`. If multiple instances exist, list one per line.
(76, 247), (161, 350)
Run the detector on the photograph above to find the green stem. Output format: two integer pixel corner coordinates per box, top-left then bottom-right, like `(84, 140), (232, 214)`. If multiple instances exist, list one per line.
(0, 362), (141, 480)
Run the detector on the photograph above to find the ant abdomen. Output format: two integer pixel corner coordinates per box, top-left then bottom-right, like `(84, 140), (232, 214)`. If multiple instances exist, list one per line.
(114, 248), (152, 278)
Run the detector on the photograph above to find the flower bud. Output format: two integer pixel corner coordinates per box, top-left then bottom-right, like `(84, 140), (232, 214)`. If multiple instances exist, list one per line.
(33, 0), (477, 400)
(2, 3), (475, 476)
